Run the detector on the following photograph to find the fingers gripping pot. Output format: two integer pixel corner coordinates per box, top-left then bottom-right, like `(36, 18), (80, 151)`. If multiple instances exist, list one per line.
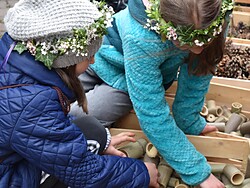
(118, 138), (148, 158)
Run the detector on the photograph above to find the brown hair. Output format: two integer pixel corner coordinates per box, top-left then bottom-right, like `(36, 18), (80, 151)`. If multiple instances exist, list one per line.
(55, 66), (88, 113)
(189, 22), (228, 75)
(160, 0), (226, 75)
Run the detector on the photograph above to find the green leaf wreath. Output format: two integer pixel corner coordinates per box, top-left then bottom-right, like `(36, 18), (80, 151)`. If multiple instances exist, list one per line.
(145, 0), (234, 46)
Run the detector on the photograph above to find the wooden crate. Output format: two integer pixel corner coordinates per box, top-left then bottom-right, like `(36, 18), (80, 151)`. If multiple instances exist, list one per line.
(211, 76), (250, 90)
(233, 0), (250, 27)
(232, 10), (250, 28)
(166, 80), (250, 116)
(228, 37), (250, 46)
(110, 128), (250, 175)
(235, 0), (250, 4)
(113, 79), (250, 175)
(228, 0), (250, 46)
(114, 79), (250, 130)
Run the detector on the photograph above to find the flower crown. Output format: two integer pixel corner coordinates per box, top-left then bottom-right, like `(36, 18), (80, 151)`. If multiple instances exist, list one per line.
(145, 0), (234, 46)
(14, 1), (114, 69)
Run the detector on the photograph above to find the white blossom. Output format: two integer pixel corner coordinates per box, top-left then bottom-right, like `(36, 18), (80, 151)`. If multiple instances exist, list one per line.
(194, 40), (204, 46)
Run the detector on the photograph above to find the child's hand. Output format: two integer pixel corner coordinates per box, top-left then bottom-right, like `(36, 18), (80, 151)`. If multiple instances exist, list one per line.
(103, 132), (136, 157)
(199, 174), (224, 188)
(144, 162), (159, 188)
(200, 124), (218, 135)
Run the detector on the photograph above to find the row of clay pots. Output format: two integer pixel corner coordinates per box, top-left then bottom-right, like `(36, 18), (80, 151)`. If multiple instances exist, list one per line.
(201, 99), (250, 184)
(200, 100), (250, 138)
(118, 139), (190, 188)
(118, 139), (250, 188)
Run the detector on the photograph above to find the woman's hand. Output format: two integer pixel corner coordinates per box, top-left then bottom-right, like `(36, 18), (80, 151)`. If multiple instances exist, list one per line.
(199, 174), (225, 188)
(144, 162), (160, 188)
(103, 132), (136, 157)
(200, 124), (218, 135)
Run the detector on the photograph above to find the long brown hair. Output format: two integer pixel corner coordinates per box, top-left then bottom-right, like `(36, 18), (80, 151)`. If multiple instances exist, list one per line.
(160, 0), (226, 75)
(55, 66), (88, 113)
(188, 22), (228, 75)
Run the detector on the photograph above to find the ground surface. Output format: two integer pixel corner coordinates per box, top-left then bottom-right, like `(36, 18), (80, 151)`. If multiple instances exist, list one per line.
(0, 0), (18, 37)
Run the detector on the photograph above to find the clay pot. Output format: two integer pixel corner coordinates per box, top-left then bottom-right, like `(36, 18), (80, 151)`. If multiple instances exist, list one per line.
(231, 102), (243, 114)
(223, 164), (244, 185)
(200, 105), (209, 117)
(207, 100), (223, 117)
(206, 114), (218, 122)
(225, 113), (243, 133)
(207, 122), (226, 132)
(118, 138), (147, 158)
(158, 158), (173, 187)
(146, 142), (158, 158)
(143, 153), (160, 166)
(239, 121), (250, 135)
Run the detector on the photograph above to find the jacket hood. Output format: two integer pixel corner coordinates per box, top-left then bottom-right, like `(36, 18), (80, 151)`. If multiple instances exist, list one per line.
(128, 0), (148, 25)
(0, 33), (75, 100)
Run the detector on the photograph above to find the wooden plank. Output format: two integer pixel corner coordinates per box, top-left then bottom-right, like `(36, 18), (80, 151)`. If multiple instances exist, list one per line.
(234, 5), (250, 12)
(114, 111), (141, 130)
(228, 37), (250, 47)
(235, 0), (250, 4)
(208, 158), (242, 166)
(187, 135), (249, 161)
(211, 76), (250, 89)
(166, 81), (250, 112)
(228, 37), (250, 46)
(110, 128), (148, 142)
(207, 158), (242, 170)
(110, 128), (250, 174)
(205, 131), (250, 143)
(206, 83), (250, 112)
(232, 11), (250, 26)
(165, 81), (177, 96)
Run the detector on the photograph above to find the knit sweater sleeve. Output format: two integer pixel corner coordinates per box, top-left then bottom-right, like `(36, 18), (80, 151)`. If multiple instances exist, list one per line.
(123, 34), (211, 185)
(173, 64), (213, 135)
(10, 87), (150, 188)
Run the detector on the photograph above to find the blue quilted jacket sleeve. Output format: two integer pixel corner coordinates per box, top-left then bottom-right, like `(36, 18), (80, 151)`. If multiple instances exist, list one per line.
(10, 86), (149, 188)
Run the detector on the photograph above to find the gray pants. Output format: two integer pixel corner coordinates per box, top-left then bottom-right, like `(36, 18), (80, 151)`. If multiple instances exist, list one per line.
(70, 68), (133, 127)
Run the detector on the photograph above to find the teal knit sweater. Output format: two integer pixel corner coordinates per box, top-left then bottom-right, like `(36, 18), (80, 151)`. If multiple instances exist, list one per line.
(91, 0), (213, 185)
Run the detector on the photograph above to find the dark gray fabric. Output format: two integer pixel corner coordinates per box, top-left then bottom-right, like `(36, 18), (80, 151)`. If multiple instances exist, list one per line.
(70, 67), (133, 127)
(73, 116), (107, 153)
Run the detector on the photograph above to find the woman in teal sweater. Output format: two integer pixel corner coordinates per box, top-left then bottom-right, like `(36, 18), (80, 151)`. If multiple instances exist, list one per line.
(71, 0), (233, 186)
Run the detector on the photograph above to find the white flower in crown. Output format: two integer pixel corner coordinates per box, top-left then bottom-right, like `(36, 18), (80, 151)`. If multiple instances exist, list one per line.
(194, 40), (205, 47)
(217, 25), (223, 34)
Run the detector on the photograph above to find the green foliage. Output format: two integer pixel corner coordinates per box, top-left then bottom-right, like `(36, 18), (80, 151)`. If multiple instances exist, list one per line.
(14, 42), (27, 54)
(35, 47), (56, 70)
